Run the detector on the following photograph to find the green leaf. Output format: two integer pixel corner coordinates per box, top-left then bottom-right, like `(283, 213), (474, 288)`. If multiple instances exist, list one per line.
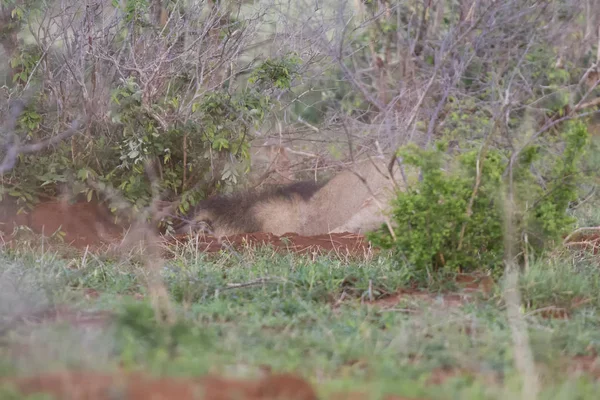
(212, 137), (229, 151)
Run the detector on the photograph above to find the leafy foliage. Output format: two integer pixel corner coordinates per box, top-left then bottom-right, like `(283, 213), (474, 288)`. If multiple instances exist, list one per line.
(9, 44), (41, 85)
(1, 0), (304, 223)
(3, 48), (301, 217)
(368, 144), (505, 273)
(368, 121), (590, 274)
(524, 121), (591, 249)
(248, 53), (301, 90)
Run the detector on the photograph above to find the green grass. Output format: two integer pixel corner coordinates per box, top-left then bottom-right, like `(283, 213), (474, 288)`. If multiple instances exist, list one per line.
(1, 233), (600, 399)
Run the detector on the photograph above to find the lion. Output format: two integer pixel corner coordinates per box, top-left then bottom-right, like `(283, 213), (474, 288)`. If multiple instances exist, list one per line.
(172, 181), (325, 237)
(173, 156), (412, 237)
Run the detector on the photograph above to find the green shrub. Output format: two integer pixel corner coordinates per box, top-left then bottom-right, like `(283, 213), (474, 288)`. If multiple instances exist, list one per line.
(368, 121), (590, 275)
(368, 143), (505, 273)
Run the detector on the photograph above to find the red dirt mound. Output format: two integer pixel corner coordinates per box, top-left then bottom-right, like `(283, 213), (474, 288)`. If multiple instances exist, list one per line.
(2, 370), (430, 400)
(0, 199), (123, 248)
(0, 199), (372, 256)
(168, 232), (372, 257)
(2, 371), (319, 400)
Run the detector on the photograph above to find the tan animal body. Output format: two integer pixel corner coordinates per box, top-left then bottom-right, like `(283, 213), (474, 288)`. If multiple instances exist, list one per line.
(174, 157), (409, 237)
(300, 157), (402, 235)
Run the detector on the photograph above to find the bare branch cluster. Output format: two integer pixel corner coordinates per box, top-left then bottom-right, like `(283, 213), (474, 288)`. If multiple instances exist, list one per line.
(0, 0), (598, 205)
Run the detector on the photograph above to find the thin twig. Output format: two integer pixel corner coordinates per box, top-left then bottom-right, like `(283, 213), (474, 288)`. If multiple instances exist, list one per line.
(222, 277), (276, 290)
(1, 109), (87, 175)
(563, 226), (600, 245)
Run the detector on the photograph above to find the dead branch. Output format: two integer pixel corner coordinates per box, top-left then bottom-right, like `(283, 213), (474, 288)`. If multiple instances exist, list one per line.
(563, 226), (600, 245)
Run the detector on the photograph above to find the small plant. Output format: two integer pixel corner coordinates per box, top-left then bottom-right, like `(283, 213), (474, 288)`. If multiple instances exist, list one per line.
(9, 45), (41, 85)
(248, 53), (301, 90)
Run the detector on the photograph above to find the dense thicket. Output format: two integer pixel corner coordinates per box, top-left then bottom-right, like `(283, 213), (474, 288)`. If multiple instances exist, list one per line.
(1, 0), (599, 264)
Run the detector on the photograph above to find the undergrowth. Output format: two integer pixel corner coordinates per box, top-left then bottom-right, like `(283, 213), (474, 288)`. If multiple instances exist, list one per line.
(0, 239), (600, 399)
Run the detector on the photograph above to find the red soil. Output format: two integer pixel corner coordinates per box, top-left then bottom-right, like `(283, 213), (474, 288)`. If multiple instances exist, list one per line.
(3, 199), (598, 258)
(0, 199), (123, 249)
(1, 371), (319, 400)
(0, 199), (372, 256)
(1, 370), (433, 400)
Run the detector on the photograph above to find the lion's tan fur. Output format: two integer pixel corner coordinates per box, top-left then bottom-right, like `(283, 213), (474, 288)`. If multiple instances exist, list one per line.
(176, 155), (414, 237)
(300, 157), (402, 235)
(251, 196), (306, 236)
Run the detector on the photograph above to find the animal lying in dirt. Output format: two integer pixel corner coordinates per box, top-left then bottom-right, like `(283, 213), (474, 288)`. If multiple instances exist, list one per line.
(173, 157), (411, 237)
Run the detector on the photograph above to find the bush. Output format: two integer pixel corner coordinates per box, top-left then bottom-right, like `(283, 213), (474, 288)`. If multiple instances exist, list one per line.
(368, 143), (505, 274)
(1, 0), (303, 221)
(1, 53), (300, 218)
(368, 121), (590, 275)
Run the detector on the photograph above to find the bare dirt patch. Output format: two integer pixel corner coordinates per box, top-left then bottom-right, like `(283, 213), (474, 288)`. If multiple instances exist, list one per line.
(1, 370), (316, 400)
(0, 199), (124, 249)
(1, 370), (432, 400)
(0, 199), (372, 257)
